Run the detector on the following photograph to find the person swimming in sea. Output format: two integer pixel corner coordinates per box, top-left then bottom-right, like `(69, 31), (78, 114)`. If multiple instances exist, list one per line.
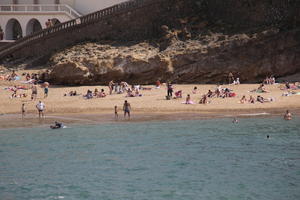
(114, 105), (118, 119)
(284, 110), (292, 120)
(232, 118), (239, 123)
(50, 121), (63, 129)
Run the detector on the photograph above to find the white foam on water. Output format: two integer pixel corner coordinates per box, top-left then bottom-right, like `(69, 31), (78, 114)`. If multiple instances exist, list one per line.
(238, 112), (270, 116)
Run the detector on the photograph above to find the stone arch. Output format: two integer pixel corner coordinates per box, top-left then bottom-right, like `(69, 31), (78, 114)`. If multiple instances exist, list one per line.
(5, 18), (23, 40)
(26, 18), (42, 35)
(51, 18), (61, 25)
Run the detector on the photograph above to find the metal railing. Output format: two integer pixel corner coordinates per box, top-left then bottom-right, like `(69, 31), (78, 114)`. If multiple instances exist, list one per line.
(0, 0), (160, 60)
(0, 4), (81, 18)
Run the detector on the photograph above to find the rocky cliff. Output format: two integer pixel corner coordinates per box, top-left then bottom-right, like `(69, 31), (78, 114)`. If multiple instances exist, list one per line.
(44, 27), (300, 85)
(6, 0), (300, 84)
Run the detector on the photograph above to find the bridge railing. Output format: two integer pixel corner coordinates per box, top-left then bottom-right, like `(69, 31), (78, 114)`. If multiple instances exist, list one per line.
(0, 0), (158, 60)
(0, 4), (81, 18)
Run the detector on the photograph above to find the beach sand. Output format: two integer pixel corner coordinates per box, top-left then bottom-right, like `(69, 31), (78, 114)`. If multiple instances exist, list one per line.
(0, 70), (299, 128)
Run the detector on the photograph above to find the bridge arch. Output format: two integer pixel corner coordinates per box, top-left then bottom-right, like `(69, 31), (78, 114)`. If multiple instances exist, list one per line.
(26, 18), (43, 35)
(5, 18), (23, 40)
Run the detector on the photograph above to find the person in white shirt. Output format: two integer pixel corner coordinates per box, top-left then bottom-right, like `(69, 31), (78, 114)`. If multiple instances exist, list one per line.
(36, 101), (45, 118)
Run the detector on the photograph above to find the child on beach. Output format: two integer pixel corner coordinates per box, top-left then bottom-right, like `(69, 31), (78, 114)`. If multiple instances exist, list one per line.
(183, 94), (195, 104)
(44, 86), (49, 98)
(21, 103), (26, 118)
(114, 105), (118, 119)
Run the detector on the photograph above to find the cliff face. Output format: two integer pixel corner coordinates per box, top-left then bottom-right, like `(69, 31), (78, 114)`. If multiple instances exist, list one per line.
(7, 0), (300, 84)
(45, 27), (300, 85)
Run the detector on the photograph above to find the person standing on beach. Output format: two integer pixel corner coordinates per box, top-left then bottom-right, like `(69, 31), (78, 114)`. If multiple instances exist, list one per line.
(228, 72), (234, 84)
(21, 103), (26, 119)
(36, 101), (45, 119)
(31, 83), (38, 100)
(109, 80), (114, 95)
(114, 105), (118, 119)
(123, 100), (131, 119)
(44, 86), (49, 98)
(284, 110), (292, 120)
(167, 82), (173, 97)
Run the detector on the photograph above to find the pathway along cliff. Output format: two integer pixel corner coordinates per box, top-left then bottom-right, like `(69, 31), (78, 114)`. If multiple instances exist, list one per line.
(1, 0), (300, 84)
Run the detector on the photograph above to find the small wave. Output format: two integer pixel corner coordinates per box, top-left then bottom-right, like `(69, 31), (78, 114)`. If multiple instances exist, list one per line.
(238, 112), (270, 116)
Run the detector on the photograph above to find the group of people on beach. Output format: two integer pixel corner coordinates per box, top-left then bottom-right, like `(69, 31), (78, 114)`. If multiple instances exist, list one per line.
(0, 69), (298, 123)
(167, 83), (237, 104)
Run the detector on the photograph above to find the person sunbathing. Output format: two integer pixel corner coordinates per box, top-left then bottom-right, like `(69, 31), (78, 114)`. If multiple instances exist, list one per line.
(215, 87), (221, 98)
(207, 90), (213, 98)
(155, 80), (161, 88)
(183, 94), (195, 104)
(257, 95), (264, 103)
(249, 95), (255, 103)
(84, 90), (93, 99)
(134, 88), (142, 97)
(94, 88), (99, 96)
(126, 88), (135, 97)
(174, 90), (182, 98)
(192, 87), (198, 94)
(257, 84), (268, 92)
(256, 95), (273, 103)
(199, 94), (208, 104)
(285, 82), (290, 89)
(97, 89), (106, 98)
(239, 95), (247, 103)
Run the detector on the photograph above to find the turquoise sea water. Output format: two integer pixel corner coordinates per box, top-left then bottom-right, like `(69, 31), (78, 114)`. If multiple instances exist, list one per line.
(0, 117), (300, 200)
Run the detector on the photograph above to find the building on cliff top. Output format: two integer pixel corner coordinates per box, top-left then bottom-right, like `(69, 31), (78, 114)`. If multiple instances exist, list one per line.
(0, 0), (127, 41)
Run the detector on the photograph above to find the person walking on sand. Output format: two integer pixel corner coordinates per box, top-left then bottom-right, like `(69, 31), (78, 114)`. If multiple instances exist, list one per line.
(36, 101), (45, 119)
(114, 105), (118, 119)
(123, 100), (131, 119)
(284, 110), (292, 120)
(167, 82), (173, 97)
(21, 103), (26, 119)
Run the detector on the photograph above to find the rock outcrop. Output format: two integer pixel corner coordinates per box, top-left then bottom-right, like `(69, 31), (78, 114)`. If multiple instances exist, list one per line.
(2, 0), (299, 85)
(44, 27), (300, 85)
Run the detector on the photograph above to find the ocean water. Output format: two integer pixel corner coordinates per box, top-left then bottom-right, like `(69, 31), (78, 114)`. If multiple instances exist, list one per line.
(0, 117), (299, 200)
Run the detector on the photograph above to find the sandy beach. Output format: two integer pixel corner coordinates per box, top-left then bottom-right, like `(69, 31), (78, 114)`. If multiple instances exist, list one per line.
(1, 70), (299, 129)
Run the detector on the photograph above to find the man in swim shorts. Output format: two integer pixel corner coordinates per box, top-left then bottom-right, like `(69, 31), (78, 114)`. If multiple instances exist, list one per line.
(123, 100), (131, 119)
(36, 101), (45, 118)
(284, 110), (292, 120)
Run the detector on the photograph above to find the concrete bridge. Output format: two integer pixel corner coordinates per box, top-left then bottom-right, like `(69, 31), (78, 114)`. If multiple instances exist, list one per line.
(0, 4), (81, 40)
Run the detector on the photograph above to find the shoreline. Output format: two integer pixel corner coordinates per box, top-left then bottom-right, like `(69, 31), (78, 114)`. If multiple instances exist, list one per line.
(1, 73), (299, 129)
(1, 108), (299, 129)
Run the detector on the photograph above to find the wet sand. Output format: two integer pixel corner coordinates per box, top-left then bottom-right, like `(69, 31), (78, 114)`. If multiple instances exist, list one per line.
(0, 108), (299, 130)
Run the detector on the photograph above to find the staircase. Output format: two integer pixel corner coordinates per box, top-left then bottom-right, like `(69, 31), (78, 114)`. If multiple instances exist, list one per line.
(0, 0), (163, 62)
